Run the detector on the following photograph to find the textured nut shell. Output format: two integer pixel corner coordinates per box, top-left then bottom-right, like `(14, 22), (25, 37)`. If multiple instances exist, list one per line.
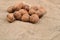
(7, 6), (15, 13)
(19, 9), (28, 15)
(36, 10), (43, 17)
(7, 13), (15, 23)
(31, 6), (39, 10)
(21, 14), (30, 22)
(30, 14), (39, 23)
(39, 7), (46, 14)
(14, 11), (21, 20)
(29, 9), (36, 15)
(14, 3), (25, 11)
(23, 5), (30, 11)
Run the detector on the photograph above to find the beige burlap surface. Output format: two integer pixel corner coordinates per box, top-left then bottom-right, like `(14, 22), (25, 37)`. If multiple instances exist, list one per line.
(0, 0), (60, 40)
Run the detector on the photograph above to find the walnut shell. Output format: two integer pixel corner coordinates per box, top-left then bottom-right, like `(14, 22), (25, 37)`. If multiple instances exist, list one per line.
(19, 9), (28, 15)
(30, 14), (39, 23)
(39, 7), (46, 14)
(36, 10), (43, 17)
(31, 6), (39, 10)
(14, 3), (25, 11)
(23, 5), (30, 11)
(7, 6), (15, 13)
(14, 11), (22, 20)
(29, 9), (36, 15)
(7, 13), (15, 23)
(21, 14), (30, 22)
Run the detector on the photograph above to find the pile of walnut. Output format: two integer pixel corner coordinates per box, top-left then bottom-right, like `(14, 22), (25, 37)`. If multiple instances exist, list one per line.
(7, 2), (46, 24)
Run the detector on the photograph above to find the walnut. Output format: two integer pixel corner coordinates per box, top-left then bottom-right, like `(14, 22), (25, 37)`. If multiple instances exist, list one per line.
(7, 6), (15, 13)
(29, 9), (36, 15)
(23, 4), (30, 11)
(14, 11), (22, 20)
(35, 10), (43, 17)
(21, 14), (30, 22)
(14, 3), (25, 11)
(31, 6), (39, 10)
(30, 14), (39, 23)
(19, 9), (28, 15)
(7, 13), (15, 23)
(39, 7), (46, 14)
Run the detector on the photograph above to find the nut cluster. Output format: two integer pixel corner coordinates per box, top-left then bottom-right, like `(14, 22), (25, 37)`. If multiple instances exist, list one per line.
(7, 2), (46, 23)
